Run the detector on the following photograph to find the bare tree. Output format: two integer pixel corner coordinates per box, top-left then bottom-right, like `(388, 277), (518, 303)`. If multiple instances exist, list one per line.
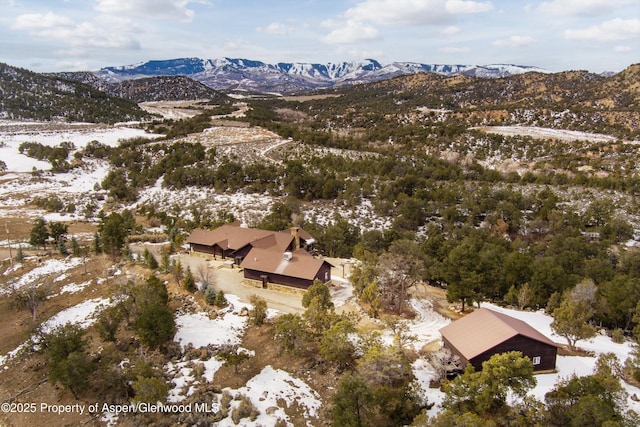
(427, 347), (462, 384)
(377, 240), (425, 314)
(14, 278), (52, 323)
(195, 262), (213, 290)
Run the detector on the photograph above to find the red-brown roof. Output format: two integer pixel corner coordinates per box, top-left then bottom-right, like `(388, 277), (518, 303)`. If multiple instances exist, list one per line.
(186, 224), (276, 251)
(240, 247), (330, 280)
(439, 308), (559, 360)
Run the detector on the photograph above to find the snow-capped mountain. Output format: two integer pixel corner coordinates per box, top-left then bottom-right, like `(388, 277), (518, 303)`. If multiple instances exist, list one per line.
(97, 57), (549, 93)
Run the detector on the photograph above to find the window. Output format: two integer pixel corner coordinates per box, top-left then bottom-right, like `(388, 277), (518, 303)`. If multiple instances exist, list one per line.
(532, 356), (541, 365)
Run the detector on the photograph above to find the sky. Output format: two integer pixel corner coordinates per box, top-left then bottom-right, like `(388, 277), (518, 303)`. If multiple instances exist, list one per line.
(1, 0), (638, 73)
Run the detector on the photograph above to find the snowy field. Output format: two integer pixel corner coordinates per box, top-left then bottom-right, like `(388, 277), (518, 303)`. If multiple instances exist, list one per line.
(476, 125), (620, 143)
(0, 120), (160, 173)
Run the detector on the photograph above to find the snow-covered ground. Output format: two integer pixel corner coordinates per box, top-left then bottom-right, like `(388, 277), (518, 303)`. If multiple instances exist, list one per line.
(475, 125), (619, 143)
(0, 257), (85, 295)
(174, 294), (250, 350)
(0, 120), (159, 173)
(0, 296), (112, 367)
(219, 366), (322, 427)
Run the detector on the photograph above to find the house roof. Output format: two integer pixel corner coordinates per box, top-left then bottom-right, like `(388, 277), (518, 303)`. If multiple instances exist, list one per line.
(250, 232), (294, 252)
(187, 223), (317, 254)
(439, 308), (559, 360)
(186, 224), (277, 251)
(240, 247), (330, 281)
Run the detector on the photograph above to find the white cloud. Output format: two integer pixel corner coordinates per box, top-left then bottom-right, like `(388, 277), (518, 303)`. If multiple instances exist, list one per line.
(492, 35), (536, 47)
(440, 25), (462, 35)
(343, 0), (492, 27)
(94, 0), (206, 22)
(446, 0), (493, 14)
(322, 19), (380, 44)
(439, 46), (471, 53)
(614, 45), (633, 52)
(335, 46), (386, 59)
(564, 18), (640, 41)
(12, 12), (140, 50)
(257, 22), (292, 36)
(535, 0), (635, 16)
(13, 12), (74, 30)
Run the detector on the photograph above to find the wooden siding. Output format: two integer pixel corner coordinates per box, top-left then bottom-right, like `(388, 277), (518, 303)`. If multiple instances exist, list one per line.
(189, 243), (222, 257)
(243, 262), (332, 290)
(470, 334), (557, 372)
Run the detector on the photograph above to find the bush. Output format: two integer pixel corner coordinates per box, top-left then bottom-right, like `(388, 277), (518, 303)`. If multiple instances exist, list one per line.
(214, 290), (228, 307)
(131, 376), (169, 403)
(43, 324), (95, 398)
(205, 287), (217, 305)
(231, 395), (259, 423)
(135, 303), (175, 348)
(611, 328), (625, 344)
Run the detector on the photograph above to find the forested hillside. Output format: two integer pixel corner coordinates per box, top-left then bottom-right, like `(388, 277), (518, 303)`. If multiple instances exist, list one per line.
(2, 61), (640, 426)
(0, 63), (151, 123)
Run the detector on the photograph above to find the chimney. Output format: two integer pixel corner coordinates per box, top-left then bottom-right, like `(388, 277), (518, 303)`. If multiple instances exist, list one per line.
(290, 227), (300, 251)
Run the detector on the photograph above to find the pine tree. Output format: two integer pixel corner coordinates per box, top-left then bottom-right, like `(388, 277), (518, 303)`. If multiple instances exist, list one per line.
(93, 232), (102, 254)
(182, 266), (196, 292)
(70, 237), (81, 257)
(29, 217), (49, 249)
(214, 289), (227, 307)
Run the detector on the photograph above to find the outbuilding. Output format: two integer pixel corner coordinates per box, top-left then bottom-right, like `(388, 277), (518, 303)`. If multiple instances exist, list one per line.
(439, 307), (559, 372)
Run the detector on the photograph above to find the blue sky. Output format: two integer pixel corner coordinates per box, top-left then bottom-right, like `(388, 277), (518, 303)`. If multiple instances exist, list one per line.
(1, 0), (638, 73)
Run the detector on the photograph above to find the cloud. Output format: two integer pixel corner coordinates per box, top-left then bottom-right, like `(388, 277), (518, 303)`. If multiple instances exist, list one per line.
(535, 0), (635, 16)
(322, 19), (380, 44)
(257, 22), (292, 36)
(446, 0), (493, 14)
(492, 35), (536, 47)
(343, 0), (492, 27)
(614, 45), (633, 52)
(564, 18), (640, 41)
(440, 25), (462, 35)
(439, 46), (471, 53)
(94, 0), (206, 22)
(12, 12), (141, 50)
(334, 46), (386, 59)
(13, 12), (74, 30)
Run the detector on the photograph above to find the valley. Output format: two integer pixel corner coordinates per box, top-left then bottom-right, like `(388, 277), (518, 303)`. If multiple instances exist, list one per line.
(1, 61), (640, 426)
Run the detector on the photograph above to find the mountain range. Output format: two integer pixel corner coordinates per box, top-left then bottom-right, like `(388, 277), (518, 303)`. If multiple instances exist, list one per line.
(96, 57), (550, 94)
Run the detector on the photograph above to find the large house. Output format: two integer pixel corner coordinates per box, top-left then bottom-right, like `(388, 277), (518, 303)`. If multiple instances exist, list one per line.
(439, 307), (559, 372)
(186, 223), (330, 290)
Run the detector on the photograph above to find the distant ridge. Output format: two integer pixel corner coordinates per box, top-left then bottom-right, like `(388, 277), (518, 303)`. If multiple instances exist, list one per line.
(96, 57), (550, 94)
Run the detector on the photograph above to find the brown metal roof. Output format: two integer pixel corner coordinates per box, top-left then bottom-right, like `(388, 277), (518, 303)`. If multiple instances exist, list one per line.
(251, 232), (294, 252)
(439, 307), (559, 360)
(240, 247), (330, 280)
(186, 224), (276, 251)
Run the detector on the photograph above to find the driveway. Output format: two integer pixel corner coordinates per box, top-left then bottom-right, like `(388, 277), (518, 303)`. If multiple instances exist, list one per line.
(176, 253), (307, 314)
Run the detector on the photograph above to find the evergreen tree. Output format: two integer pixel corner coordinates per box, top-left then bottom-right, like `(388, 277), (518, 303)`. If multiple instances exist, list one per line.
(214, 289), (228, 307)
(331, 373), (374, 427)
(551, 298), (597, 351)
(160, 248), (170, 273)
(135, 302), (175, 349)
(70, 236), (81, 257)
(182, 266), (196, 292)
(44, 324), (95, 398)
(302, 279), (334, 310)
(250, 294), (268, 326)
(29, 217), (49, 249)
(205, 287), (217, 305)
(93, 232), (102, 254)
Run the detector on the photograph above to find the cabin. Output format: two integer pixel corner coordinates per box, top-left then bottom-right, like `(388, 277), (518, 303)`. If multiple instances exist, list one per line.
(240, 247), (333, 290)
(186, 223), (314, 265)
(186, 223), (328, 290)
(439, 307), (559, 372)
